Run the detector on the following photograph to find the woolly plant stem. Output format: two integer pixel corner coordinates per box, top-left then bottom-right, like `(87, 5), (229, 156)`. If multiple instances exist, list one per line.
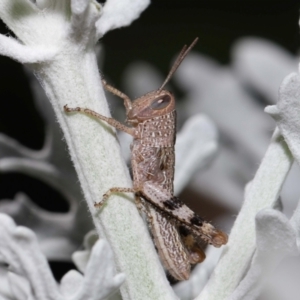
(33, 50), (176, 300)
(197, 128), (293, 300)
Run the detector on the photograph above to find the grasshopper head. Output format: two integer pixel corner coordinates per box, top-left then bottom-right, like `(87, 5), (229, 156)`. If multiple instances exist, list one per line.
(125, 38), (198, 126)
(126, 90), (175, 125)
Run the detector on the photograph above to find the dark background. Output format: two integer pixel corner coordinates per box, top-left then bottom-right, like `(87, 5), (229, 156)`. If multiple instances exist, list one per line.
(0, 0), (299, 280)
(103, 0), (300, 85)
(1, 0), (299, 149)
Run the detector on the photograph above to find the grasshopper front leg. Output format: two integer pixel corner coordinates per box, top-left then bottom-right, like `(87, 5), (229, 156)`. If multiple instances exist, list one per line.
(64, 105), (140, 207)
(64, 105), (136, 136)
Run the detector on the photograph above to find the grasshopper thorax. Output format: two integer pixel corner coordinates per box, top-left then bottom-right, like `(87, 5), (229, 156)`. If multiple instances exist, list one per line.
(126, 90), (175, 126)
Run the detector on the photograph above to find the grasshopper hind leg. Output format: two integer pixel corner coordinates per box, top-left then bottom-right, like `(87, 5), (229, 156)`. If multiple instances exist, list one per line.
(178, 225), (206, 264)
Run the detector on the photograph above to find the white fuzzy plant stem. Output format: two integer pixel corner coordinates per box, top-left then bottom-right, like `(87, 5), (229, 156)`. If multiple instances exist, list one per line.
(37, 53), (176, 300)
(197, 128), (293, 300)
(0, 1), (176, 299)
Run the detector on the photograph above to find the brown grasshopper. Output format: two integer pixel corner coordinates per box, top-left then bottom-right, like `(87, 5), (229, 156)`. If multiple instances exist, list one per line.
(64, 38), (228, 280)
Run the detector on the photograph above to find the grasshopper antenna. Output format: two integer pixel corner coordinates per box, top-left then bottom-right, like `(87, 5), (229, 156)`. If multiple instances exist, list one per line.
(158, 37), (198, 93)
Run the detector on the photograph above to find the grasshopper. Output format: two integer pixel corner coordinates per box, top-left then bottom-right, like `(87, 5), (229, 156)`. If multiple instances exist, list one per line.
(64, 38), (228, 280)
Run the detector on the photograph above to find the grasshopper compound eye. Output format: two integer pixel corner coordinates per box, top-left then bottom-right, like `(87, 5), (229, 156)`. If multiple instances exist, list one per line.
(150, 95), (172, 110)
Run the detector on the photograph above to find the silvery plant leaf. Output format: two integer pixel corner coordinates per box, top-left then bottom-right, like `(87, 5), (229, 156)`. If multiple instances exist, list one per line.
(228, 208), (298, 300)
(0, 213), (124, 300)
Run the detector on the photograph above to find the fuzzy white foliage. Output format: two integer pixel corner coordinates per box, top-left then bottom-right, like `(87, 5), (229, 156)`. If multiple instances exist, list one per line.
(96, 0), (150, 38)
(266, 73), (300, 165)
(0, 34), (57, 63)
(197, 128), (294, 300)
(228, 208), (298, 300)
(0, 213), (124, 300)
(72, 230), (98, 273)
(0, 0), (299, 299)
(174, 114), (218, 194)
(233, 38), (298, 103)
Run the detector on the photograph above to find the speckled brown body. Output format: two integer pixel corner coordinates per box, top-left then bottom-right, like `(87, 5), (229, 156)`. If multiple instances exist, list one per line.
(131, 110), (193, 280)
(131, 111), (176, 190)
(128, 102), (225, 280)
(64, 38), (227, 281)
